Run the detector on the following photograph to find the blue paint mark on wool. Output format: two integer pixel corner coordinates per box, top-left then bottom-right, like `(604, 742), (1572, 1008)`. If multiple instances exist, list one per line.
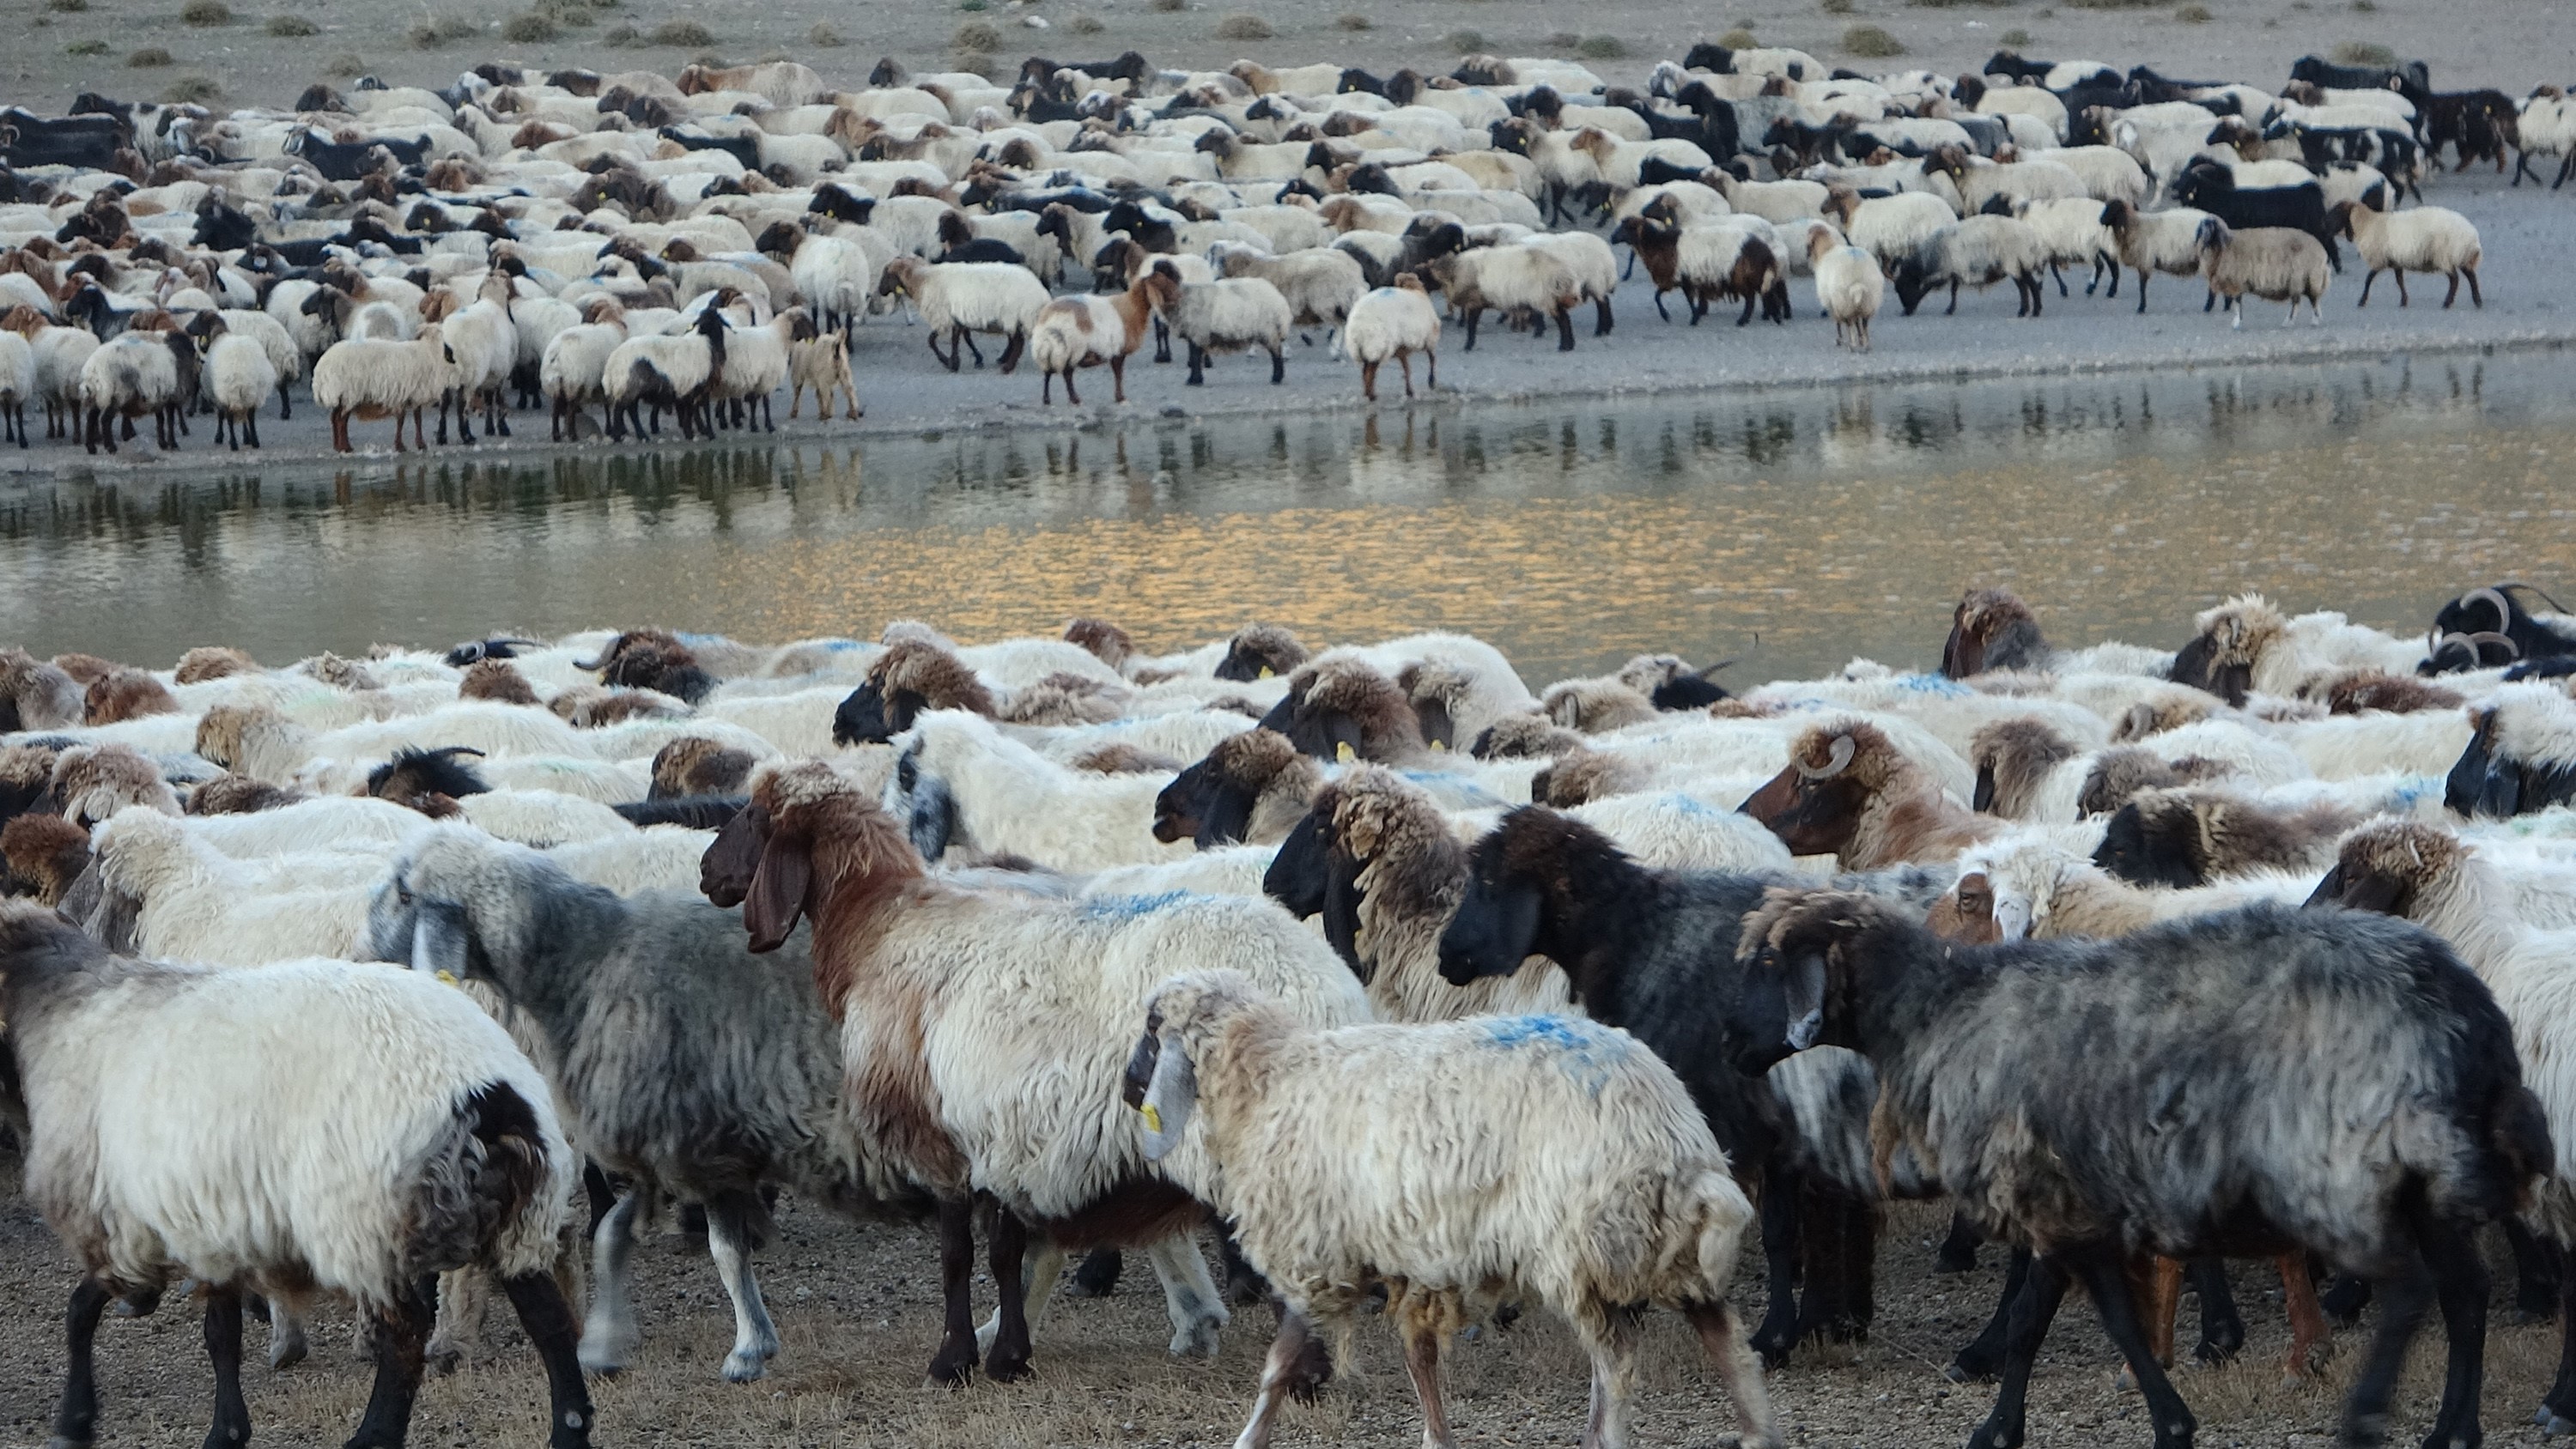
(1081, 890), (1200, 921)
(1479, 1015), (1627, 1097)
(1895, 673), (1972, 698)
(1658, 792), (1721, 818)
(676, 632), (723, 646)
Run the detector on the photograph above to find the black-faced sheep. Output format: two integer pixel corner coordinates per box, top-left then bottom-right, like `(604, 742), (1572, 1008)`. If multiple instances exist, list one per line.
(1739, 721), (2001, 869)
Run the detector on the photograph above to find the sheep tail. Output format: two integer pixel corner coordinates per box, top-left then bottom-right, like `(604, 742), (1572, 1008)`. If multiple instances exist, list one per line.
(1687, 1167), (1757, 1299)
(2486, 1082), (2556, 1216)
(398, 1081), (564, 1288)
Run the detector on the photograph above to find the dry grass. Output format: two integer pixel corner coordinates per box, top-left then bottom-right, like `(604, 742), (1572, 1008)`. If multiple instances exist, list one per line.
(501, 10), (559, 39)
(951, 17), (1000, 51)
(127, 44), (173, 64)
(1716, 24), (1758, 45)
(1334, 9), (1368, 27)
(1212, 11), (1272, 39)
(1819, 0), (1854, 11)
(1843, 21), (1905, 52)
(323, 49), (366, 73)
(2331, 38), (2397, 62)
(1443, 27), (1483, 51)
(161, 72), (220, 100)
(1574, 33), (1625, 57)
(805, 19), (843, 43)
(404, 11), (478, 45)
(2177, 3), (2211, 18)
(264, 13), (316, 33)
(1066, 12), (1103, 33)
(47, 0), (89, 12)
(64, 36), (108, 52)
(1148, 0), (1185, 13)
(647, 16), (712, 44)
(1999, 23), (2032, 41)
(179, 0), (231, 22)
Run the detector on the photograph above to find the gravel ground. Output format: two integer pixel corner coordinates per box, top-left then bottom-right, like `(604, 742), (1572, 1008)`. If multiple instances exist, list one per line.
(2, 142), (2568, 480)
(0, 1142), (2563, 1449)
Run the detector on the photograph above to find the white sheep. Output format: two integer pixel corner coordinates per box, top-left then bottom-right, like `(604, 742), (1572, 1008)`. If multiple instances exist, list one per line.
(2196, 219), (2330, 327)
(0, 327), (30, 446)
(2014, 196), (2118, 298)
(1138, 266), (1292, 386)
(1807, 229), (1884, 350)
(539, 298), (629, 440)
(2097, 199), (2217, 312)
(2333, 199), (2482, 309)
(1822, 186), (1956, 270)
(1338, 275), (1440, 402)
(0, 901), (592, 1449)
(1425, 242), (1583, 351)
(878, 256), (1048, 374)
(313, 323), (453, 453)
(1128, 971), (1777, 1449)
(27, 318), (100, 441)
(428, 280), (514, 445)
(199, 324), (280, 452)
(76, 330), (191, 456)
(887, 708), (1191, 871)
(1209, 242), (1366, 345)
(1715, 173), (1830, 223)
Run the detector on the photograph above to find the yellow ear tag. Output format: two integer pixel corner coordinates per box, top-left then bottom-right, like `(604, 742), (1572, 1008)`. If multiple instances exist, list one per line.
(435, 970), (460, 986)
(1334, 742), (1357, 764)
(1139, 1103), (1162, 1132)
(1429, 739), (1447, 753)
(1258, 666), (1273, 680)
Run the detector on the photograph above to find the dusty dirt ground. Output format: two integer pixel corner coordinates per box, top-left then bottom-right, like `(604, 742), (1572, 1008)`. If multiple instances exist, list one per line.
(1, 1141), (2564, 1449)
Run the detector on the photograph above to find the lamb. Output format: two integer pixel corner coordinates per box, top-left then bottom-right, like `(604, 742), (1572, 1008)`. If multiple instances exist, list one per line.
(2330, 198), (2482, 309)
(1138, 265), (1292, 386)
(0, 902), (595, 1449)
(1424, 242), (1583, 352)
(1030, 273), (1156, 406)
(2311, 821), (2576, 1432)
(1338, 274), (1440, 401)
(782, 309), (859, 421)
(1889, 215), (2049, 318)
(362, 827), (905, 1381)
(313, 323), (454, 453)
(877, 256), (1048, 374)
(1122, 970), (1777, 1449)
(1731, 888), (2544, 1449)
(1210, 242), (1366, 345)
(698, 761), (1371, 1383)
(196, 317), (278, 452)
(1741, 721), (2001, 870)
(1807, 229), (1883, 350)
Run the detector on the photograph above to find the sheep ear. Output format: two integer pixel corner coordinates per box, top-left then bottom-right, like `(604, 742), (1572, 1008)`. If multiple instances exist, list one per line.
(1783, 949), (1829, 1052)
(744, 829), (812, 954)
(1197, 777), (1257, 850)
(701, 802), (769, 908)
(1138, 1033), (1198, 1162)
(1318, 848), (1369, 983)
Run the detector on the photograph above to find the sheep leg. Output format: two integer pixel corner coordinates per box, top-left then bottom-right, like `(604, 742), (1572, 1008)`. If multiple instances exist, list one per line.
(707, 1192), (781, 1383)
(1967, 1251), (2069, 1449)
(2504, 1218), (2562, 1320)
(501, 1272), (595, 1449)
(1154, 318), (1170, 364)
(1950, 1245), (2031, 1382)
(1593, 294), (1613, 337)
(1147, 1233), (1228, 1358)
(2413, 1212), (2490, 1449)
(1231, 1308), (1332, 1449)
(1461, 310), (1480, 351)
(1187, 342), (1207, 387)
(1395, 355), (1414, 399)
(1267, 346), (1284, 385)
(978, 1240), (1069, 1355)
(276, 385), (289, 421)
(2341, 1255), (2434, 1448)
(1066, 1247), (1121, 1298)
(202, 1285), (252, 1449)
(1735, 290), (1756, 327)
(926, 1197), (981, 1386)
(927, 331), (956, 373)
(983, 1210), (1035, 1382)
(2184, 1258), (2245, 1361)
(575, 1189), (641, 1374)
(1109, 355), (1127, 404)
(1748, 1175), (1802, 1369)
(1217, 1225), (1268, 1307)
(343, 1275), (434, 1449)
(50, 1276), (112, 1449)
(959, 328), (987, 369)
(425, 1270), (485, 1374)
(1402, 1313), (1461, 1449)
(2063, 1249), (2197, 1449)
(997, 330), (1026, 375)
(1686, 1300), (1776, 1449)
(1554, 307), (1575, 352)
(787, 384), (805, 420)
(2279, 1255), (2327, 1380)
(1042, 369), (1057, 404)
(491, 387), (511, 437)
(2391, 270), (2410, 307)
(2539, 1252), (2576, 1433)
(2358, 269), (2378, 306)
(758, 396), (773, 432)
(1424, 348), (1436, 390)
(1651, 287), (1670, 323)
(1359, 359), (1379, 402)
(1935, 1211), (1983, 1273)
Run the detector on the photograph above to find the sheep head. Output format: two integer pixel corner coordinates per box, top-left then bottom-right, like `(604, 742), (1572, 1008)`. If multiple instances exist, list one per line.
(1154, 727), (1307, 846)
(1966, 716), (2076, 816)
(2305, 819), (2459, 918)
(2166, 592), (2284, 705)
(1737, 721), (1895, 858)
(704, 761), (924, 958)
(1941, 586), (2047, 679)
(831, 640), (996, 746)
(1733, 886), (1916, 1065)
(1, 813), (92, 906)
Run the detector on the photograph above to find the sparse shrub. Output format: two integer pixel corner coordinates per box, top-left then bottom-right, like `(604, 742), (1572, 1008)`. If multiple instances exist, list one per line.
(49, 0), (89, 12)
(1999, 24), (2031, 42)
(600, 20), (638, 42)
(2330, 39), (2395, 64)
(1213, 12), (1271, 38)
(1334, 10), (1369, 27)
(1444, 27), (1483, 51)
(1819, 0), (1852, 13)
(2064, 0), (2165, 8)
(2034, 4), (2053, 12)
(2177, 3), (2209, 17)
(266, 13), (316, 33)
(1548, 29), (1577, 45)
(1842, 22), (1903, 53)
(128, 44), (173, 64)
(1716, 24), (1758, 44)
(66, 38), (108, 52)
(1915, 0), (2014, 8)
(953, 17), (999, 49)
(406, 12), (478, 44)
(324, 49), (365, 73)
(957, 0), (986, 9)
(2350, 0), (2375, 9)
(180, 0), (230, 22)
(1149, 0), (1184, 11)
(161, 73), (219, 101)
(501, 11), (557, 39)
(1068, 11), (1103, 31)
(649, 16), (713, 43)
(1576, 33), (1625, 57)
(806, 20), (843, 43)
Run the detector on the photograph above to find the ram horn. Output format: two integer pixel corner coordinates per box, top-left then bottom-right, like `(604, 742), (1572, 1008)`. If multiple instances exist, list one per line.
(2464, 631), (2523, 659)
(2464, 586), (2513, 630)
(1795, 733), (1857, 780)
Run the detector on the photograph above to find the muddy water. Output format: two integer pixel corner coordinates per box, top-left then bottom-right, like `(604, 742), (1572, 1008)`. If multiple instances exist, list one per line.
(5, 352), (2571, 684)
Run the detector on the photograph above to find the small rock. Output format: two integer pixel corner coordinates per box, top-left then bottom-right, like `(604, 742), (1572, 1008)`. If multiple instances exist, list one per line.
(1024, 13), (1048, 25)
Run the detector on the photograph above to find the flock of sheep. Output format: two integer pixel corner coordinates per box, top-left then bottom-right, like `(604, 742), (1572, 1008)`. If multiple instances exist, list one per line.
(9, 582), (2576, 1449)
(0, 37), (2530, 450)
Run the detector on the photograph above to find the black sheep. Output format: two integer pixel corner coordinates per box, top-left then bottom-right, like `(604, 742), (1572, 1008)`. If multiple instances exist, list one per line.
(2174, 161), (2341, 271)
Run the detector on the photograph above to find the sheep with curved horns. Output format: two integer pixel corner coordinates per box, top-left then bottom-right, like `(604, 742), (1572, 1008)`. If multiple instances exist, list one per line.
(0, 901), (595, 1449)
(1730, 887), (2547, 1449)
(2311, 820), (2576, 1433)
(1121, 971), (1778, 1449)
(2426, 581), (2576, 674)
(1739, 720), (2003, 870)
(361, 827), (913, 1382)
(698, 761), (1370, 1385)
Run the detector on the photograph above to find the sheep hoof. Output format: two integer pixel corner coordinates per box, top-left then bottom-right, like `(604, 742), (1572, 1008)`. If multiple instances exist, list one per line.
(46, 1438), (94, 1449)
(422, 1343), (459, 1378)
(1170, 1319), (1223, 1359)
(271, 1329), (311, 1372)
(720, 1349), (769, 1383)
(2542, 1410), (2576, 1438)
(986, 1349), (1032, 1383)
(576, 1334), (634, 1377)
